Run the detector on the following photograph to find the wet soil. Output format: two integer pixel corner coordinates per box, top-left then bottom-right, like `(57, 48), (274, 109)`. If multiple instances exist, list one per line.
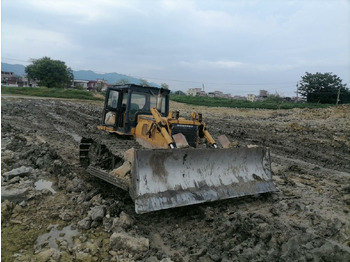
(1, 96), (350, 261)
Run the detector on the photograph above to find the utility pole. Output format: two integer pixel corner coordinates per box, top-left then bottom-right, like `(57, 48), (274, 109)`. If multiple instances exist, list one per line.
(336, 86), (341, 106)
(296, 82), (299, 103)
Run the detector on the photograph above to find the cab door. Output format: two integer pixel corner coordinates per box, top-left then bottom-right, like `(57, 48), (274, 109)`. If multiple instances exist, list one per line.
(103, 89), (122, 128)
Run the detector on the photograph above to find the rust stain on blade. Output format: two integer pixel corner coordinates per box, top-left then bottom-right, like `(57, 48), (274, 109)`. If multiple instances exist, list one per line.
(148, 151), (173, 183)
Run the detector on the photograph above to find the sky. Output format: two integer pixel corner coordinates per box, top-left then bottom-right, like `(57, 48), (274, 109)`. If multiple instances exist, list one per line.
(1, 0), (349, 96)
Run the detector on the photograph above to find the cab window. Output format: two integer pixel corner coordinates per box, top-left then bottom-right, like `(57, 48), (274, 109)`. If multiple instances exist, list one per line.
(150, 94), (166, 114)
(129, 92), (146, 121)
(107, 90), (119, 109)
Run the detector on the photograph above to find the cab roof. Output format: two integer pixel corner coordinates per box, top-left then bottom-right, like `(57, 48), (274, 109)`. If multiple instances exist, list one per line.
(108, 84), (170, 95)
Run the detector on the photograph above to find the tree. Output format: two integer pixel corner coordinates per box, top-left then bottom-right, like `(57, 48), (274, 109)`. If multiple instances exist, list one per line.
(25, 57), (73, 88)
(297, 72), (349, 104)
(139, 78), (150, 87)
(160, 83), (169, 90)
(265, 92), (283, 103)
(174, 90), (186, 95)
(116, 78), (130, 85)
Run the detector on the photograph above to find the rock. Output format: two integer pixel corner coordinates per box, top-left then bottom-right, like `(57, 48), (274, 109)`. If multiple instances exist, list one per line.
(103, 216), (114, 232)
(89, 206), (106, 221)
(59, 211), (73, 222)
(75, 251), (92, 262)
(123, 148), (135, 163)
(36, 157), (45, 168)
(145, 256), (159, 262)
(35, 248), (60, 262)
(65, 180), (74, 193)
(217, 135), (231, 148)
(110, 232), (149, 254)
(72, 177), (85, 192)
(6, 176), (21, 185)
(57, 176), (66, 189)
(78, 217), (92, 230)
(90, 194), (103, 206)
(111, 161), (131, 178)
(160, 258), (174, 262)
(112, 211), (134, 230)
(204, 207), (215, 222)
(3, 166), (33, 181)
(19, 200), (27, 207)
(1, 186), (29, 203)
(1, 200), (15, 219)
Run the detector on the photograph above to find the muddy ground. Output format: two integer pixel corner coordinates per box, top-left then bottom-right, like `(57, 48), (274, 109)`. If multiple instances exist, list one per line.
(1, 96), (350, 262)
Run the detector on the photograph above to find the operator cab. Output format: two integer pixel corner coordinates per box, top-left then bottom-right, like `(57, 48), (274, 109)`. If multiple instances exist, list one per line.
(101, 84), (170, 134)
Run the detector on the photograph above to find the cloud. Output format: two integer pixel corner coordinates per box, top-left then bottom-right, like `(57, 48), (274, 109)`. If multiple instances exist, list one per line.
(24, 0), (139, 23)
(2, 0), (349, 95)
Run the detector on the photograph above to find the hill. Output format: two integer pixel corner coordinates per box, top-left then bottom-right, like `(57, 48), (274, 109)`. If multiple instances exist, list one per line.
(1, 62), (158, 86)
(1, 63), (26, 76)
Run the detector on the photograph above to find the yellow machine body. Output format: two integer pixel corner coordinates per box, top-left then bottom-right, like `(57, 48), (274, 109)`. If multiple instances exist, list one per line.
(80, 84), (276, 214)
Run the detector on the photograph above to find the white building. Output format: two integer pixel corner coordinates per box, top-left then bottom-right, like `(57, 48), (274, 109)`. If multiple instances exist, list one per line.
(247, 94), (257, 102)
(187, 88), (203, 96)
(73, 80), (89, 89)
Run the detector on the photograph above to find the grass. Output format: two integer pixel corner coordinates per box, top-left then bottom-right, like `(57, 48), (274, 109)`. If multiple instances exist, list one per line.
(170, 94), (333, 109)
(1, 223), (47, 262)
(1, 86), (104, 101)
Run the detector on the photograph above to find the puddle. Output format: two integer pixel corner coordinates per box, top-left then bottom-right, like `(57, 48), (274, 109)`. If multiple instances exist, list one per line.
(35, 224), (78, 251)
(35, 179), (56, 194)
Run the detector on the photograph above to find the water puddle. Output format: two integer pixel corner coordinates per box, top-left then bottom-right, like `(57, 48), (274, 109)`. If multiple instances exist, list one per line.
(35, 179), (56, 194)
(35, 224), (78, 251)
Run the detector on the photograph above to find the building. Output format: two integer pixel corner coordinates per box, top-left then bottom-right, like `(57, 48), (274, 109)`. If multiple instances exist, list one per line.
(232, 95), (247, 101)
(1, 71), (38, 87)
(208, 90), (230, 98)
(97, 79), (108, 92)
(1, 71), (18, 86)
(87, 81), (98, 91)
(247, 94), (257, 102)
(196, 90), (207, 96)
(73, 80), (89, 89)
(187, 88), (203, 96)
(259, 90), (268, 98)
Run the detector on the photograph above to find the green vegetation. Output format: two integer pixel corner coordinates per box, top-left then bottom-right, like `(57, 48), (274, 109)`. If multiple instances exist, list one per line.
(298, 72), (350, 104)
(1, 86), (104, 101)
(25, 57), (74, 88)
(170, 94), (332, 109)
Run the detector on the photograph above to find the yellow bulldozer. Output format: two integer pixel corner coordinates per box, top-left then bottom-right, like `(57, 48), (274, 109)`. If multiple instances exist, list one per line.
(80, 84), (276, 214)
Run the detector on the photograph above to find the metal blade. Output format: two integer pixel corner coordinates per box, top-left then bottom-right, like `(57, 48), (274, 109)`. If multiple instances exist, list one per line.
(132, 147), (276, 214)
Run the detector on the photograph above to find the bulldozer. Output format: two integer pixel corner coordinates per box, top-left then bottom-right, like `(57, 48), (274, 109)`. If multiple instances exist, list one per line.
(79, 84), (276, 214)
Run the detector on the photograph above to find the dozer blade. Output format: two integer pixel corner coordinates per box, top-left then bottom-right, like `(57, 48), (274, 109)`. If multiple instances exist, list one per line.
(132, 147), (276, 214)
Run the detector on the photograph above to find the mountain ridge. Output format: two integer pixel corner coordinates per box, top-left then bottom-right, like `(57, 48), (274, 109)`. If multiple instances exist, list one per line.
(1, 62), (158, 86)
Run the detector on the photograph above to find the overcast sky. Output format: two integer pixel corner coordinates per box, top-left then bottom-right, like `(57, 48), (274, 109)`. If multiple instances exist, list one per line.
(2, 0), (349, 96)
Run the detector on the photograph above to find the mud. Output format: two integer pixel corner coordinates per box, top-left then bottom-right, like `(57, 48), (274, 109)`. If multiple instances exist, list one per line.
(1, 96), (350, 261)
